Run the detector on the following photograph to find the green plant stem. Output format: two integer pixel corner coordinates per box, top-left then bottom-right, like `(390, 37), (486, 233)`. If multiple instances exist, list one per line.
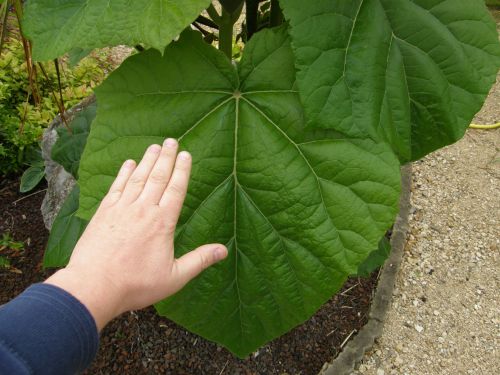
(219, 0), (243, 14)
(192, 22), (210, 36)
(12, 0), (22, 21)
(0, 0), (10, 53)
(196, 15), (219, 29)
(12, 0), (41, 106)
(218, 8), (234, 59)
(54, 59), (66, 115)
(270, 0), (283, 26)
(209, 1), (243, 60)
(37, 62), (69, 130)
(245, 0), (259, 40)
(206, 4), (222, 24)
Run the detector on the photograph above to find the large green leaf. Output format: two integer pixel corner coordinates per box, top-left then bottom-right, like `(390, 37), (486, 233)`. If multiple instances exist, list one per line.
(44, 185), (88, 268)
(51, 102), (96, 179)
(22, 0), (211, 61)
(77, 28), (400, 357)
(280, 0), (500, 161)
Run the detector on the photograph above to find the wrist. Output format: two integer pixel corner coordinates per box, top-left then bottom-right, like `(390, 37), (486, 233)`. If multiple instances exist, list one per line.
(45, 267), (124, 331)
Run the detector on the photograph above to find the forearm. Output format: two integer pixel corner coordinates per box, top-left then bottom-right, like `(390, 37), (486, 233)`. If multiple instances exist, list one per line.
(0, 141), (227, 375)
(0, 283), (99, 375)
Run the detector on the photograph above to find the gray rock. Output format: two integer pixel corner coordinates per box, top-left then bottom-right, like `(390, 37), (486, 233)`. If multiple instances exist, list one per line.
(41, 95), (95, 230)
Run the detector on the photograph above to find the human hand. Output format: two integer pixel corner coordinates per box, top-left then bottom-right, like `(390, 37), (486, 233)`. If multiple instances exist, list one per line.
(45, 139), (228, 330)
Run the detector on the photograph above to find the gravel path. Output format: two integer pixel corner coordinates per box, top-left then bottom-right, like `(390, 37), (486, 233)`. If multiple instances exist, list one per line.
(351, 11), (500, 375)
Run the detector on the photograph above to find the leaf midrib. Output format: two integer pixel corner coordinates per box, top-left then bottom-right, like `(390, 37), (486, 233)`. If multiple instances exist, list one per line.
(172, 90), (335, 348)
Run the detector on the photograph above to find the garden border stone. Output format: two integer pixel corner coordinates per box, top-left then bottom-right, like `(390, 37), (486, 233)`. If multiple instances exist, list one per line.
(319, 164), (412, 375)
(41, 96), (95, 230)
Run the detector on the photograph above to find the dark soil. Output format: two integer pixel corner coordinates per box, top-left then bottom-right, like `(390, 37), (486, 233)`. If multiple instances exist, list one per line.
(0, 179), (53, 299)
(0, 177), (379, 375)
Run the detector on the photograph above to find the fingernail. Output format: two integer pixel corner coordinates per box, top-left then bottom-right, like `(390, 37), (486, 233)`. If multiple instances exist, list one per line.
(178, 151), (191, 161)
(149, 144), (161, 153)
(124, 159), (135, 168)
(214, 246), (228, 261)
(164, 138), (177, 148)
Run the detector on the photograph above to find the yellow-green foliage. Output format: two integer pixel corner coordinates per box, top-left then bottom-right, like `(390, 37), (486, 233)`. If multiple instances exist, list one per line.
(0, 37), (110, 176)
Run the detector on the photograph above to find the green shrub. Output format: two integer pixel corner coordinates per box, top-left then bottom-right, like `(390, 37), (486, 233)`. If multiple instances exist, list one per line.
(0, 36), (109, 176)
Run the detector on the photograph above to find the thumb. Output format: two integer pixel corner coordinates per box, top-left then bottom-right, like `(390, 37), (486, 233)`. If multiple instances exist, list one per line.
(170, 244), (228, 293)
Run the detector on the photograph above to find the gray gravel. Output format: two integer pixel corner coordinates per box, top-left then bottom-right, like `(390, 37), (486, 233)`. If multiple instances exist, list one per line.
(350, 11), (500, 374)
(349, 80), (500, 375)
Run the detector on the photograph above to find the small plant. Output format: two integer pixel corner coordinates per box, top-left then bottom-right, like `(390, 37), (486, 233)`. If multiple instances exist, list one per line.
(0, 232), (24, 250)
(23, 0), (500, 357)
(0, 232), (24, 271)
(18, 145), (44, 192)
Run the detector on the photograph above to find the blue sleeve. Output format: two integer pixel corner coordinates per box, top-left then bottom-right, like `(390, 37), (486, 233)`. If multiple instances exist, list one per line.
(0, 283), (99, 375)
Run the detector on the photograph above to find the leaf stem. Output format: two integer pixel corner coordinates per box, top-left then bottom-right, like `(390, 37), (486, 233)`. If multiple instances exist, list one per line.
(196, 14), (219, 29)
(0, 0), (11, 54)
(270, 0), (283, 27)
(210, 1), (243, 60)
(13, 0), (41, 106)
(206, 4), (222, 23)
(245, 0), (258, 40)
(37, 62), (69, 130)
(219, 0), (243, 14)
(218, 8), (234, 59)
(53, 58), (67, 118)
(192, 22), (210, 36)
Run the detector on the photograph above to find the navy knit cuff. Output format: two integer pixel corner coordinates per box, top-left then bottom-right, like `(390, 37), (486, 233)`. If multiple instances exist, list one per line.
(0, 283), (99, 375)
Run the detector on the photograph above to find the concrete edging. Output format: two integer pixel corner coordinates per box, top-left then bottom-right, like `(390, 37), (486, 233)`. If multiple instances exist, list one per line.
(41, 95), (95, 230)
(319, 164), (412, 375)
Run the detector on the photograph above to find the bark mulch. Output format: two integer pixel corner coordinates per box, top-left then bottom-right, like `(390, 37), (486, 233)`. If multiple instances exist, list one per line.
(0, 177), (378, 375)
